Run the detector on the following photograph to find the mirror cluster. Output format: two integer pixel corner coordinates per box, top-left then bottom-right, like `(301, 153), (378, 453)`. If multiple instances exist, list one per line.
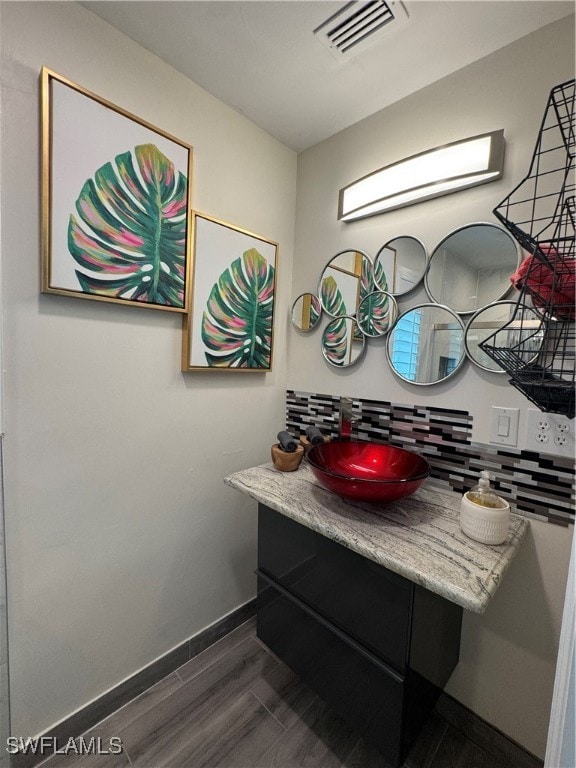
(291, 222), (543, 384)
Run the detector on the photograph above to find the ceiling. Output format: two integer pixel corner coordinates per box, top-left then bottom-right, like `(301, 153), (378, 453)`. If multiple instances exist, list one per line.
(82, 1), (575, 152)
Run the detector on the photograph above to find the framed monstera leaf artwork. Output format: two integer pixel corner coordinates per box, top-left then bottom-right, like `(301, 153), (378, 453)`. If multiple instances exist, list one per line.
(41, 68), (193, 312)
(182, 212), (278, 371)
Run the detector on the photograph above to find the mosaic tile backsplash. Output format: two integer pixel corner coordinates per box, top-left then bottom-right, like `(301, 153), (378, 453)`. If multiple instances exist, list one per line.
(286, 390), (575, 526)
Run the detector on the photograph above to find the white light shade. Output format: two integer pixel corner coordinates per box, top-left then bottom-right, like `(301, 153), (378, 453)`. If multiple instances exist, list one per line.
(338, 130), (505, 222)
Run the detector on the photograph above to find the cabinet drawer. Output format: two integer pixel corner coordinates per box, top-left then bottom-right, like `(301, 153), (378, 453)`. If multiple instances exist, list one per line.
(258, 505), (413, 671)
(257, 574), (406, 767)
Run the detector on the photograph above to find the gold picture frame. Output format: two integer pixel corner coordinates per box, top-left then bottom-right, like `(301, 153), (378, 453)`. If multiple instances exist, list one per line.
(41, 67), (193, 312)
(182, 212), (278, 372)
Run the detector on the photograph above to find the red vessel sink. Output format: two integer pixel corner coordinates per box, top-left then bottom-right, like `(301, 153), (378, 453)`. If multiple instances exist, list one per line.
(307, 439), (430, 503)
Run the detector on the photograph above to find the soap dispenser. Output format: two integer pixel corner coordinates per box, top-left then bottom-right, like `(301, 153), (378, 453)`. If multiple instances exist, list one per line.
(460, 470), (510, 545)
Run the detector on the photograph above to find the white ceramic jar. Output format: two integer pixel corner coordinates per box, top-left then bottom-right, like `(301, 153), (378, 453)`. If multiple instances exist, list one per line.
(460, 491), (510, 545)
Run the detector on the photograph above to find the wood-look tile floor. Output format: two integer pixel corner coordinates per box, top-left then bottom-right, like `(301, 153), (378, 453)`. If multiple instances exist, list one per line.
(41, 619), (528, 768)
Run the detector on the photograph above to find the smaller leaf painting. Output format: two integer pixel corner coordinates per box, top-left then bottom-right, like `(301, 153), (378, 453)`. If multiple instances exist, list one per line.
(201, 249), (275, 368)
(184, 213), (278, 372)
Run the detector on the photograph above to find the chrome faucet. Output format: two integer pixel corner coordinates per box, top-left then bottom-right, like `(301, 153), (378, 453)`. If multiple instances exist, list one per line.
(339, 397), (358, 440)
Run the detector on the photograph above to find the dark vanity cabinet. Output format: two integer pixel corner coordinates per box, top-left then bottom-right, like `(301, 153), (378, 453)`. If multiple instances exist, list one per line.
(256, 504), (463, 767)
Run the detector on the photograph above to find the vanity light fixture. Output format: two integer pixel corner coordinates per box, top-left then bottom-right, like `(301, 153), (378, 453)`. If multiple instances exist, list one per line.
(338, 130), (505, 222)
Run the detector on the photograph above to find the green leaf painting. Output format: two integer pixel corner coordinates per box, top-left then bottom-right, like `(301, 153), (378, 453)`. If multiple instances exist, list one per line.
(374, 259), (389, 293)
(201, 248), (275, 368)
(358, 291), (394, 337)
(323, 316), (349, 365)
(360, 256), (375, 302)
(68, 143), (188, 306)
(307, 298), (321, 328)
(320, 274), (348, 317)
(320, 275), (348, 364)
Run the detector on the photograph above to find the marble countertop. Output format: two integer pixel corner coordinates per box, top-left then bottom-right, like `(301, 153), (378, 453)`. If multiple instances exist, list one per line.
(224, 462), (529, 614)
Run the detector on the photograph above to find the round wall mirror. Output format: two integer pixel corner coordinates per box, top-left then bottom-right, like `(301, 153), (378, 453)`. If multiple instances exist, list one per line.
(465, 300), (544, 373)
(321, 316), (366, 368)
(425, 222), (520, 314)
(318, 250), (373, 317)
(374, 236), (427, 296)
(291, 292), (322, 332)
(357, 291), (398, 337)
(387, 304), (466, 385)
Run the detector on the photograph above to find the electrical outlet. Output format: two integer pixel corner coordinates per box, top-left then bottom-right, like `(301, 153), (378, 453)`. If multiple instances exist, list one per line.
(525, 409), (574, 457)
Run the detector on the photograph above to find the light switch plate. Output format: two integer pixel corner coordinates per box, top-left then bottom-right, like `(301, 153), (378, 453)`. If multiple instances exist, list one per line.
(490, 407), (519, 446)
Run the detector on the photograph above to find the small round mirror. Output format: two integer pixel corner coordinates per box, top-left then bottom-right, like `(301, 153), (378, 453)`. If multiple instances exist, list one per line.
(387, 304), (466, 385)
(318, 250), (373, 317)
(374, 236), (427, 296)
(291, 293), (322, 332)
(357, 291), (398, 337)
(465, 300), (544, 373)
(425, 223), (520, 314)
(322, 316), (366, 368)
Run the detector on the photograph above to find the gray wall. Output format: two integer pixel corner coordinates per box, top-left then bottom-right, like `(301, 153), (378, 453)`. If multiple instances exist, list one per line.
(1, 1), (296, 737)
(0, 1), (574, 761)
(0, 3), (9, 760)
(0, 442), (8, 768)
(289, 17), (575, 446)
(289, 17), (575, 758)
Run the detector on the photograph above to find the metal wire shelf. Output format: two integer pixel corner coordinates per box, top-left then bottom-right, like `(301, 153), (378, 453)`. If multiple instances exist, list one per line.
(480, 79), (575, 418)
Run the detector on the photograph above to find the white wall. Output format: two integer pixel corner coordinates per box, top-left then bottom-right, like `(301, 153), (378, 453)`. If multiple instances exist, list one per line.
(0, 3), (9, 763)
(0, 2), (296, 736)
(289, 17), (575, 759)
(0, 445), (8, 768)
(290, 17), (575, 448)
(544, 530), (573, 768)
(1, 2), (574, 759)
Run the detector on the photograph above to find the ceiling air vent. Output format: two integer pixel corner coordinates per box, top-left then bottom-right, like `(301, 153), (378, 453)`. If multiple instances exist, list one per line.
(314, 1), (408, 61)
